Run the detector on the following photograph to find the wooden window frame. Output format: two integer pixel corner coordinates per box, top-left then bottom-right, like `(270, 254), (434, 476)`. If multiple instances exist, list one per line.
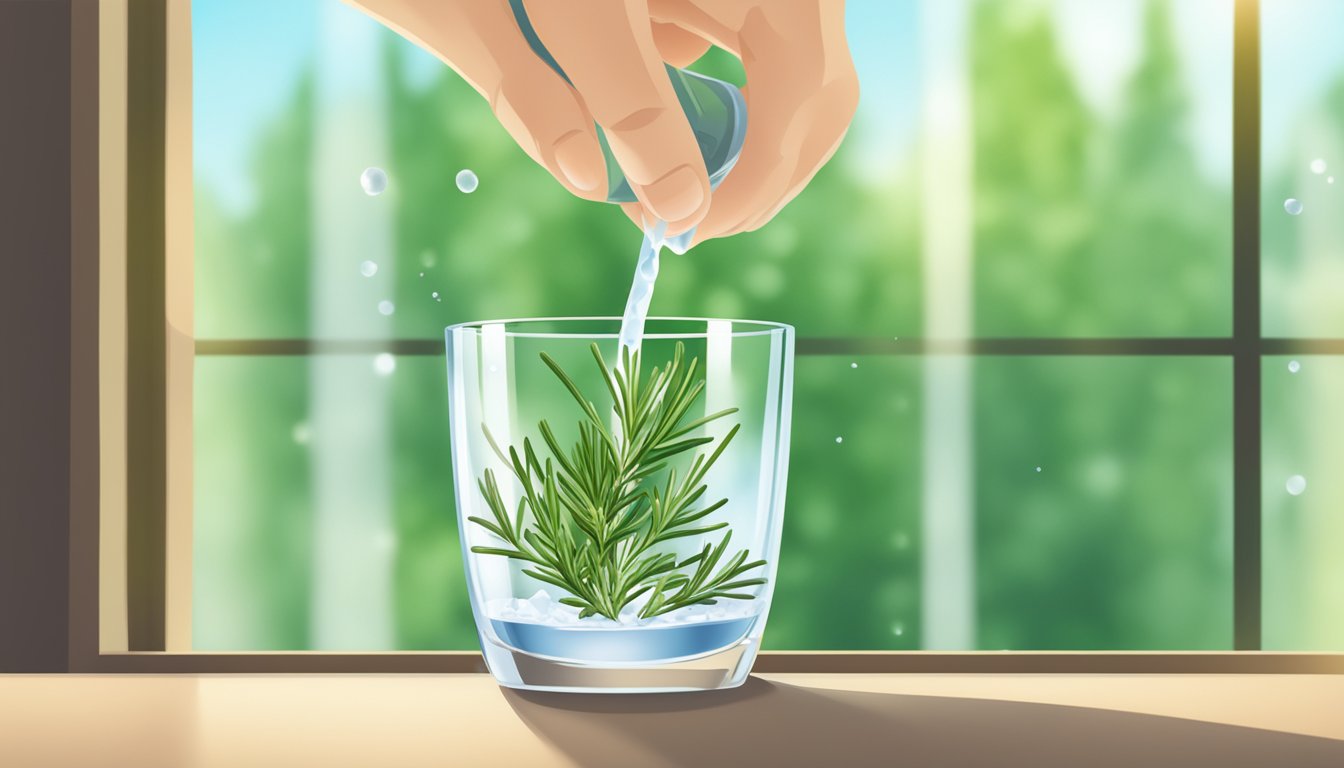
(6, 0), (1339, 673)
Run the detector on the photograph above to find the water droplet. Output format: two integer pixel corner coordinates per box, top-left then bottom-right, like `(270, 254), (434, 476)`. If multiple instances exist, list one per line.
(291, 422), (311, 445)
(834, 436), (844, 444)
(431, 291), (440, 301)
(1288, 360), (1301, 374)
(1311, 158), (1327, 175)
(374, 353), (396, 376)
(1285, 198), (1304, 215)
(850, 362), (859, 369)
(1286, 474), (1307, 496)
(418, 272), (424, 278)
(359, 260), (378, 277)
(456, 169), (479, 194)
(1035, 466), (1043, 473)
(378, 300), (395, 316)
(360, 167), (388, 196)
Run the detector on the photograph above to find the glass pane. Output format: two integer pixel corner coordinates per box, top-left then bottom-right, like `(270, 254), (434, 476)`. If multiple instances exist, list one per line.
(973, 357), (1233, 649)
(970, 0), (1232, 337)
(191, 0), (1242, 652)
(1261, 0), (1344, 337)
(193, 0), (920, 341)
(1262, 356), (1344, 650)
(194, 355), (477, 650)
(765, 356), (922, 650)
(195, 353), (924, 650)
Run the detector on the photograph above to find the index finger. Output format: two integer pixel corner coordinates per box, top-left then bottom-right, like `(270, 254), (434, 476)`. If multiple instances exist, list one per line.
(525, 0), (712, 234)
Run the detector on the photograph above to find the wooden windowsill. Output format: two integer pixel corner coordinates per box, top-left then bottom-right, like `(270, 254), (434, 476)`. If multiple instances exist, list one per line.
(2, 673), (1341, 766)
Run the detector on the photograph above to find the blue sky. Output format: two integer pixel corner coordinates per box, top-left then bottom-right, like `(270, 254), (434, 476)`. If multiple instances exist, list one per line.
(194, 0), (1344, 213)
(194, 0), (912, 213)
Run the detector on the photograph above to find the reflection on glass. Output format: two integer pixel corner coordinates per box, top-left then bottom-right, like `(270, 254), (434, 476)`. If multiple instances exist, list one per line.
(194, 356), (477, 651)
(1262, 0), (1344, 337)
(1263, 357), (1344, 650)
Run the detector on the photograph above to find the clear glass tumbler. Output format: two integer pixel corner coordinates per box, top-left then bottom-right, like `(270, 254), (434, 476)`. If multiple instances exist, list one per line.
(445, 318), (793, 692)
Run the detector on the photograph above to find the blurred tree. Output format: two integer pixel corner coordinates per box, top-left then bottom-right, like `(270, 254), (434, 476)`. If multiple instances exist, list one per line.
(192, 0), (1242, 651)
(972, 0), (1232, 650)
(194, 74), (316, 650)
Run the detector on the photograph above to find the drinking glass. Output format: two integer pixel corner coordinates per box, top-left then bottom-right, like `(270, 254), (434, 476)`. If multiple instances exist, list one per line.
(445, 317), (793, 692)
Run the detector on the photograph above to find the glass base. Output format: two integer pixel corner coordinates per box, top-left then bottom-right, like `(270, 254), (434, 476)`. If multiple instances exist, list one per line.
(480, 635), (760, 693)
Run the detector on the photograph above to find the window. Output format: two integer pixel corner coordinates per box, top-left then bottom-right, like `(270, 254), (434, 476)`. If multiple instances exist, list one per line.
(83, 0), (1344, 668)
(1260, 0), (1344, 651)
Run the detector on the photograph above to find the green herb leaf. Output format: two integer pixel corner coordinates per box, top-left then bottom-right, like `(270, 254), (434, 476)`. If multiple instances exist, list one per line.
(468, 342), (767, 621)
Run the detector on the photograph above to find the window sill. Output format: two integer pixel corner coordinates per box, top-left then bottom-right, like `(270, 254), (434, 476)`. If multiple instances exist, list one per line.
(3, 673), (1341, 765)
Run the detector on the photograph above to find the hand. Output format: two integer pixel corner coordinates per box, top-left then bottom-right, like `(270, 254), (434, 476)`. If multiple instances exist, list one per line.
(347, 0), (859, 243)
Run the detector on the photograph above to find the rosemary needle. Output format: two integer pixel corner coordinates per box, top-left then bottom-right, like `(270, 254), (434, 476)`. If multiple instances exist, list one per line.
(470, 342), (767, 621)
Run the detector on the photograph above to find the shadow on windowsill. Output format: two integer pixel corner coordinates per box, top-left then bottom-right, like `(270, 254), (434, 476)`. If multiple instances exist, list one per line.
(504, 676), (1344, 768)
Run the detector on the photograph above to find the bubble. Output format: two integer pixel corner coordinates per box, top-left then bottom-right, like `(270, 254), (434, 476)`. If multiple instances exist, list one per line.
(1286, 474), (1307, 496)
(431, 291), (441, 301)
(1035, 466), (1043, 473)
(419, 250), (437, 268)
(1331, 177), (1337, 185)
(418, 272), (425, 278)
(850, 362), (859, 369)
(374, 353), (396, 376)
(291, 422), (311, 445)
(359, 260), (378, 277)
(1311, 158), (1327, 175)
(378, 300), (395, 316)
(1288, 360), (1301, 374)
(456, 169), (479, 194)
(1284, 198), (1304, 215)
(360, 167), (388, 196)
(835, 436), (844, 444)
(891, 622), (905, 637)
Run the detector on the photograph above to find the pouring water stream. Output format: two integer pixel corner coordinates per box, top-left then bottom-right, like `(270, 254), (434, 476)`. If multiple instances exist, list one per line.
(616, 221), (669, 355)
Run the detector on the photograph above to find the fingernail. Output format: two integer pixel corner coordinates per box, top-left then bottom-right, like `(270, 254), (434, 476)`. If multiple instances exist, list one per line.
(553, 130), (605, 194)
(639, 165), (707, 223)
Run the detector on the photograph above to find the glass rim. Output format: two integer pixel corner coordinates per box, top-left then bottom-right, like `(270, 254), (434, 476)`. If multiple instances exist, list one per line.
(445, 316), (794, 340)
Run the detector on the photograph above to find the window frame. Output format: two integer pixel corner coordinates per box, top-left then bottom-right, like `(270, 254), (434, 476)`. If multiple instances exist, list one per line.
(45, 0), (1344, 673)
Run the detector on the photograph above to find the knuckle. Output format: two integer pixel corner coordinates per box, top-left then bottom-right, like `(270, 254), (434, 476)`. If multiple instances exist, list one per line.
(603, 104), (671, 134)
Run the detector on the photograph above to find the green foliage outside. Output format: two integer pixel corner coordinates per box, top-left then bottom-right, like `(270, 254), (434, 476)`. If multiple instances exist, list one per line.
(193, 0), (1342, 651)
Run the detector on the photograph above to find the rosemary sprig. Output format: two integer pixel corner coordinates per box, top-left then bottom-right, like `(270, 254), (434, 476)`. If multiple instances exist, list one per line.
(468, 342), (767, 621)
